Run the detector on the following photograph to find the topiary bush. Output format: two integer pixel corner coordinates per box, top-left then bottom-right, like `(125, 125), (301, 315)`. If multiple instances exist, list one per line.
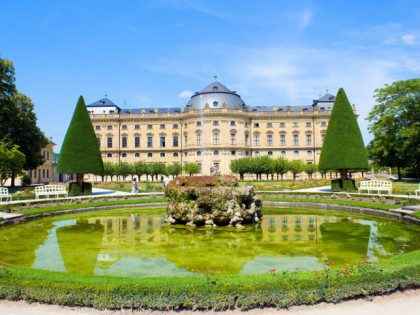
(68, 182), (92, 196)
(331, 179), (356, 192)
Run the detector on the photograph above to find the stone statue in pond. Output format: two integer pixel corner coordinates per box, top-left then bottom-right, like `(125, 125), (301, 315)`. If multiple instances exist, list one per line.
(164, 175), (263, 228)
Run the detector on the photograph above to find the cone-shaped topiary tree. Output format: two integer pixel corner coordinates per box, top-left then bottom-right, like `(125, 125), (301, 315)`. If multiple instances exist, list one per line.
(57, 96), (104, 195)
(319, 88), (368, 189)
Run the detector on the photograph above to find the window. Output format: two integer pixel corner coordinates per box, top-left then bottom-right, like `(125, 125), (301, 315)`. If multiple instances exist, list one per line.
(213, 150), (219, 156)
(184, 152), (188, 156)
(173, 124), (178, 129)
(254, 134), (260, 146)
(293, 134), (299, 146)
(213, 101), (219, 106)
(245, 134), (249, 145)
(96, 138), (100, 147)
(213, 120), (219, 126)
(173, 135), (179, 147)
(267, 122), (273, 128)
(267, 134), (273, 146)
(135, 153), (140, 157)
(122, 153), (127, 158)
(196, 121), (202, 127)
(120, 136), (126, 148)
(245, 122), (249, 128)
(306, 122), (312, 127)
(107, 137), (112, 148)
(147, 124), (153, 129)
(160, 124), (165, 129)
(135, 136), (140, 148)
(147, 153), (153, 157)
(230, 121), (236, 126)
(230, 133), (236, 145)
(197, 151), (202, 156)
(321, 134), (325, 142)
(173, 152), (179, 157)
(147, 136), (153, 147)
(135, 124), (140, 129)
(280, 134), (286, 146)
(254, 151), (260, 156)
(281, 151), (286, 156)
(294, 150), (299, 156)
(213, 132), (220, 145)
(306, 135), (312, 145)
(95, 125), (101, 130)
(254, 123), (259, 128)
(246, 151), (249, 156)
(184, 123), (187, 128)
(214, 163), (219, 172)
(122, 125), (127, 130)
(231, 150), (236, 155)
(160, 136), (166, 147)
(107, 153), (112, 158)
(307, 150), (313, 156)
(160, 152), (165, 157)
(184, 134), (188, 146)
(268, 151), (273, 156)
(321, 122), (327, 127)
(107, 125), (112, 130)
(280, 122), (285, 127)
(292, 122), (299, 127)
(197, 133), (202, 145)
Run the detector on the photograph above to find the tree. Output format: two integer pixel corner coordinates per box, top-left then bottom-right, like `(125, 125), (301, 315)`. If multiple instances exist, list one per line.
(115, 162), (133, 181)
(102, 161), (116, 181)
(367, 78), (420, 179)
(133, 161), (148, 181)
(288, 160), (305, 180)
(148, 162), (166, 180)
(273, 157), (289, 180)
(183, 162), (201, 176)
(166, 163), (182, 179)
(0, 58), (48, 186)
(319, 88), (369, 180)
(57, 96), (104, 193)
(304, 163), (318, 179)
(0, 142), (25, 186)
(230, 157), (252, 180)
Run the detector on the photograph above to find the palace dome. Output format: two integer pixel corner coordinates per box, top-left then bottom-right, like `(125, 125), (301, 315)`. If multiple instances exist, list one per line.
(186, 81), (247, 110)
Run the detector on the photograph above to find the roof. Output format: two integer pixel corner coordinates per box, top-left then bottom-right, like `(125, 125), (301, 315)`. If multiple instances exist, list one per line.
(197, 81), (235, 94)
(87, 97), (120, 108)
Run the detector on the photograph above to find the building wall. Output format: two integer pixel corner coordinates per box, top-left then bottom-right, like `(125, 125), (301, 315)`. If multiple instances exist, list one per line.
(89, 104), (337, 176)
(29, 140), (56, 184)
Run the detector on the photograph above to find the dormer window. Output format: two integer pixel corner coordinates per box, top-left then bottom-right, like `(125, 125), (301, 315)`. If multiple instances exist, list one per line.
(213, 101), (219, 106)
(213, 86), (218, 91)
(109, 110), (114, 114)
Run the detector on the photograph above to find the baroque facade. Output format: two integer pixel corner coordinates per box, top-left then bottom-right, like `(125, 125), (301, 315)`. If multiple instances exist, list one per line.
(87, 80), (350, 176)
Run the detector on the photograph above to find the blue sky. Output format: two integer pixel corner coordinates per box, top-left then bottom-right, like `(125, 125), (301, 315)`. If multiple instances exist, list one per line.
(2, 0), (419, 151)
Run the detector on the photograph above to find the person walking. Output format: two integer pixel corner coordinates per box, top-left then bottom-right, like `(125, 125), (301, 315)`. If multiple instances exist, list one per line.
(131, 178), (138, 194)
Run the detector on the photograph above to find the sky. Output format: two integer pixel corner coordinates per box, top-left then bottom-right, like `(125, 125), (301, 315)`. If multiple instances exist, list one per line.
(1, 0), (420, 151)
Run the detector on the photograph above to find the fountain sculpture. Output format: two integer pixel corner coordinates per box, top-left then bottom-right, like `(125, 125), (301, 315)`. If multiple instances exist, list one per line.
(164, 175), (263, 227)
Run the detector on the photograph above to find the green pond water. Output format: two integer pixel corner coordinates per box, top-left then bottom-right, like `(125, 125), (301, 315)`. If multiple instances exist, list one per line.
(1, 207), (419, 278)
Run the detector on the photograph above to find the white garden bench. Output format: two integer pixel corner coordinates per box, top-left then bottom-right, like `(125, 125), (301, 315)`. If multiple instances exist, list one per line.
(358, 180), (392, 195)
(35, 185), (68, 199)
(0, 187), (12, 203)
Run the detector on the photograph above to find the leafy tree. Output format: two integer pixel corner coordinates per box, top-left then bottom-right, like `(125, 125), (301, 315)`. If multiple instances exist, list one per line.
(183, 162), (201, 176)
(166, 163), (182, 179)
(273, 157), (289, 180)
(304, 163), (318, 179)
(319, 88), (369, 179)
(0, 142), (25, 186)
(133, 161), (148, 181)
(288, 160), (306, 180)
(250, 156), (273, 180)
(148, 162), (166, 180)
(115, 162), (133, 181)
(230, 157), (252, 180)
(0, 58), (48, 186)
(101, 161), (116, 181)
(57, 96), (104, 192)
(367, 78), (420, 179)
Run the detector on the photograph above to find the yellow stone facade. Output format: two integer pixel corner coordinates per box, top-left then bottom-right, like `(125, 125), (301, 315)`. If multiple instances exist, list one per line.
(87, 81), (351, 177)
(29, 139), (56, 183)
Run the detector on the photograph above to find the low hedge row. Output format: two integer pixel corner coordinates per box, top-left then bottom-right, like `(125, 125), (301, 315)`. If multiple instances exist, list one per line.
(1, 252), (419, 311)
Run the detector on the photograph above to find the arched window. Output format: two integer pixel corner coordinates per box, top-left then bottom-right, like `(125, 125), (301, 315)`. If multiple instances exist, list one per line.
(254, 151), (260, 156)
(135, 153), (140, 158)
(268, 151), (273, 156)
(121, 153), (127, 158)
(147, 153), (153, 157)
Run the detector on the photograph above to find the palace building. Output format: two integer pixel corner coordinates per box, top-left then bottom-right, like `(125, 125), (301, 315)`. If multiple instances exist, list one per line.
(87, 80), (345, 176)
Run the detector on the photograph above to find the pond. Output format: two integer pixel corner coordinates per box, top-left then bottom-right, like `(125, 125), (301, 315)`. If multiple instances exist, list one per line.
(1, 207), (419, 277)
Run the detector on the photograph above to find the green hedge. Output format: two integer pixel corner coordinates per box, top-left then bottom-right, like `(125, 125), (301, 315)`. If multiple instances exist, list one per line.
(331, 179), (356, 192)
(0, 251), (419, 311)
(68, 182), (92, 196)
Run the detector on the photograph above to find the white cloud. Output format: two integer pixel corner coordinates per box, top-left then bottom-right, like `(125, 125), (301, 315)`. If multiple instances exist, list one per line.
(402, 34), (417, 45)
(178, 90), (192, 99)
(300, 8), (313, 29)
